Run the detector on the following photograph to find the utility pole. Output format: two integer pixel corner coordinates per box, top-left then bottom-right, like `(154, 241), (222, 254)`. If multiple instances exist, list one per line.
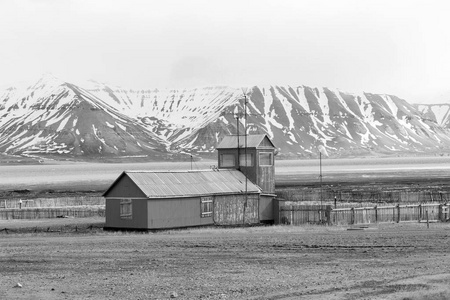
(236, 116), (240, 170)
(242, 90), (248, 224)
(320, 151), (323, 207)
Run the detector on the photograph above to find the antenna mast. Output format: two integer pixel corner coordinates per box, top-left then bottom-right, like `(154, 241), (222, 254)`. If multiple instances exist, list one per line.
(242, 88), (248, 224)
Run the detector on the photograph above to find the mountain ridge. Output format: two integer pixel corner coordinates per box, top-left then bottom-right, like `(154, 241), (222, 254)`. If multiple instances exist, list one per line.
(1, 75), (450, 160)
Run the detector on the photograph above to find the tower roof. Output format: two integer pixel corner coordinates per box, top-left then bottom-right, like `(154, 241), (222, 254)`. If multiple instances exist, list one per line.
(216, 134), (275, 149)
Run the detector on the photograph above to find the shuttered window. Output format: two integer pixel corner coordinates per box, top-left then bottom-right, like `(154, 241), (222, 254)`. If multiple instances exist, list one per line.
(201, 196), (213, 217)
(120, 199), (132, 220)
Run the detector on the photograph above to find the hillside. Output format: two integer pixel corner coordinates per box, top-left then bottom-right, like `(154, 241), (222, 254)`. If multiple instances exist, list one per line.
(1, 75), (450, 160)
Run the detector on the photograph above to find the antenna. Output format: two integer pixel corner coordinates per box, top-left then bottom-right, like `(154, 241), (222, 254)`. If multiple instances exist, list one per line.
(241, 87), (248, 224)
(319, 151), (322, 207)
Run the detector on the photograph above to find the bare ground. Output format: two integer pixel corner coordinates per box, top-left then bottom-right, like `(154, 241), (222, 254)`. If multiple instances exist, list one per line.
(1, 220), (450, 300)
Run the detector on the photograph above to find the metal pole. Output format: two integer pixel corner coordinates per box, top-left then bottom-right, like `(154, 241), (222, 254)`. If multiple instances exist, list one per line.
(320, 151), (323, 207)
(236, 116), (240, 170)
(244, 93), (248, 224)
(190, 155), (193, 170)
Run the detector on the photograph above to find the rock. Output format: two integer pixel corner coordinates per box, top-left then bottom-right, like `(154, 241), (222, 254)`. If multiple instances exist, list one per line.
(13, 283), (22, 288)
(170, 291), (178, 298)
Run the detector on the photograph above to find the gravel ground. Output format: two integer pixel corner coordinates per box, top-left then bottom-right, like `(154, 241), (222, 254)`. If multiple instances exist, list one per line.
(1, 221), (450, 300)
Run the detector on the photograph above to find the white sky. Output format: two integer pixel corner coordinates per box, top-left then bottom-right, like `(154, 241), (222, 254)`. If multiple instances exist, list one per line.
(1, 0), (450, 103)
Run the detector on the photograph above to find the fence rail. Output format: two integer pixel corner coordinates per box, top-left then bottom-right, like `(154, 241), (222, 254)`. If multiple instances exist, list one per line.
(276, 188), (450, 204)
(0, 196), (105, 209)
(0, 206), (105, 220)
(277, 201), (449, 226)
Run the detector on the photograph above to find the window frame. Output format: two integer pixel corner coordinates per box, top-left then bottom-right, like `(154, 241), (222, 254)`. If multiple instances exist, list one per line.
(259, 152), (273, 166)
(200, 196), (213, 218)
(239, 153), (254, 167)
(120, 199), (133, 220)
(219, 154), (235, 167)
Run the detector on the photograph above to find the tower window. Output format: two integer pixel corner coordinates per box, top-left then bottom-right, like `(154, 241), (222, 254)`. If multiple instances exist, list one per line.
(239, 153), (254, 167)
(220, 154), (235, 167)
(259, 152), (273, 166)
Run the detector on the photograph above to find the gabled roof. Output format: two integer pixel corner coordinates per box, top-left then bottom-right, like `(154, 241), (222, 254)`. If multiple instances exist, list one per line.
(216, 134), (275, 149)
(103, 169), (261, 198)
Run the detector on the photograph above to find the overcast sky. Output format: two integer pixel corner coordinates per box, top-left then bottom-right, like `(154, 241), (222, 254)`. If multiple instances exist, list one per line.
(1, 0), (450, 103)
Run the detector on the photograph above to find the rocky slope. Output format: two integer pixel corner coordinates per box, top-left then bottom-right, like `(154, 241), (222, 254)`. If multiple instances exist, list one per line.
(1, 75), (450, 159)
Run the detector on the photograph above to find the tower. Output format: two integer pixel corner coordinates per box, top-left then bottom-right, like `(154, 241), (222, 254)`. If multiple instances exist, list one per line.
(216, 134), (276, 194)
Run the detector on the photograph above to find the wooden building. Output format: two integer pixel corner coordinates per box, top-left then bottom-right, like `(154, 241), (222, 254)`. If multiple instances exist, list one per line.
(104, 134), (277, 230)
(216, 134), (276, 222)
(216, 134), (276, 194)
(104, 169), (265, 230)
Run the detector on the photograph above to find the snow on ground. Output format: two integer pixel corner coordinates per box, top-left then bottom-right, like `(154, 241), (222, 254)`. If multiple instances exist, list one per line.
(316, 88), (332, 124)
(381, 95), (398, 117)
(273, 87), (295, 130)
(431, 105), (450, 126)
(57, 116), (71, 132)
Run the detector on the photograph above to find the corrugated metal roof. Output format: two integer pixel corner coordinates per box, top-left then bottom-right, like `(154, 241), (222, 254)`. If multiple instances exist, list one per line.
(124, 169), (261, 198)
(216, 134), (275, 149)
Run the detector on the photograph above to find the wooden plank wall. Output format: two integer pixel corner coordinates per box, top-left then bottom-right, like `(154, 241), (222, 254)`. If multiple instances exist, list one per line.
(0, 197), (105, 209)
(214, 194), (259, 225)
(277, 203), (447, 225)
(279, 205), (331, 225)
(276, 188), (450, 204)
(0, 206), (105, 220)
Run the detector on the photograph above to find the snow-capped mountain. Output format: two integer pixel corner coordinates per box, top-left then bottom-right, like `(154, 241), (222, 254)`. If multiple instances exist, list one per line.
(1, 74), (450, 159)
(416, 104), (450, 128)
(0, 75), (169, 158)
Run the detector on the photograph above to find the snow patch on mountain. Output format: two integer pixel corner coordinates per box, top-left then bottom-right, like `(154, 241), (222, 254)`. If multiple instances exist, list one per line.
(2, 75), (450, 159)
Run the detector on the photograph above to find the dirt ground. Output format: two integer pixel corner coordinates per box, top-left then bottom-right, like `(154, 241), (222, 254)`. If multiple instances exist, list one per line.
(1, 219), (450, 300)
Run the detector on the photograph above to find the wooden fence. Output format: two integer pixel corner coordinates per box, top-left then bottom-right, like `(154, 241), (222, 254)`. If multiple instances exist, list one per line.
(0, 206), (105, 220)
(276, 201), (449, 226)
(276, 188), (450, 204)
(0, 196), (105, 209)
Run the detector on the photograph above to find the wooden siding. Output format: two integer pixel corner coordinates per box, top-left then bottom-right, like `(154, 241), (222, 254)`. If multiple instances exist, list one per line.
(147, 197), (213, 229)
(258, 163), (275, 194)
(277, 188), (450, 203)
(214, 194), (259, 225)
(105, 198), (148, 229)
(239, 149), (258, 185)
(279, 205), (331, 225)
(217, 147), (275, 195)
(259, 195), (274, 221)
(0, 207), (105, 220)
(260, 136), (274, 147)
(104, 175), (146, 198)
(276, 203), (447, 225)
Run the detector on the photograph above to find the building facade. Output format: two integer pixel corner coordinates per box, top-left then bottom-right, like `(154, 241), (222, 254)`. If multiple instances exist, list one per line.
(104, 134), (277, 230)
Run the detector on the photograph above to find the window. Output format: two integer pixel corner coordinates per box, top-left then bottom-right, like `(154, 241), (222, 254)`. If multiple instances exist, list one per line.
(201, 196), (213, 217)
(219, 154), (235, 167)
(239, 153), (254, 167)
(259, 152), (273, 166)
(120, 199), (132, 219)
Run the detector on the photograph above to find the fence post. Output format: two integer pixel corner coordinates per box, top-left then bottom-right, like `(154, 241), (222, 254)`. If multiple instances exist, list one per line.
(351, 207), (355, 225)
(397, 204), (400, 223)
(418, 204), (422, 222)
(326, 206), (332, 225)
(374, 206), (378, 223)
